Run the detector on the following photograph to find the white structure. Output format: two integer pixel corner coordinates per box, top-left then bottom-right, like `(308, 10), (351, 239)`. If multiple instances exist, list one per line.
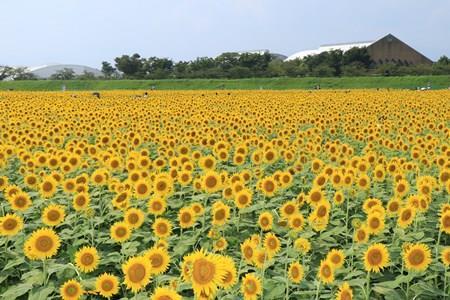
(217, 49), (287, 60)
(27, 64), (102, 78)
(285, 41), (373, 61)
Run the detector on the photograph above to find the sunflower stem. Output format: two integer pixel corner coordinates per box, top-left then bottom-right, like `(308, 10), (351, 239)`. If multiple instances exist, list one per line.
(314, 280), (321, 300)
(365, 271), (371, 300)
(237, 210), (241, 233)
(436, 230), (442, 266)
(42, 259), (47, 286)
(284, 239), (290, 300)
(406, 272), (410, 298)
(345, 197), (350, 245)
(444, 267), (448, 300)
(260, 252), (267, 299)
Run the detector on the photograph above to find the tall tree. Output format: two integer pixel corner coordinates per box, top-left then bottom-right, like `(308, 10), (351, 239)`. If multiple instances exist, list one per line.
(101, 61), (116, 78)
(114, 53), (144, 78)
(0, 65), (14, 80)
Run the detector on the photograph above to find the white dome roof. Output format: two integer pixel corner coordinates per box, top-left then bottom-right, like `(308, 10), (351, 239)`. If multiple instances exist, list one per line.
(27, 64), (102, 78)
(285, 41), (374, 61)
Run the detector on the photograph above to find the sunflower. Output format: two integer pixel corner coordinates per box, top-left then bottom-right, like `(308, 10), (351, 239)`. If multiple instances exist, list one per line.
(74, 246), (99, 273)
(0, 213), (24, 236)
(264, 232), (280, 257)
(178, 207), (196, 229)
(124, 208), (145, 229)
(241, 239), (256, 263)
(397, 206), (416, 229)
(0, 176), (8, 190)
(212, 202), (230, 226)
(199, 155), (216, 170)
(333, 190), (345, 205)
(60, 279), (84, 300)
(234, 189), (252, 209)
(258, 211), (273, 231)
(145, 247), (170, 275)
(220, 256), (237, 289)
(134, 179), (151, 199)
(24, 228), (61, 260)
(403, 243), (432, 272)
(178, 171), (192, 186)
(42, 204), (65, 226)
(91, 169), (108, 185)
(356, 173), (371, 190)
(73, 192), (90, 211)
(336, 282), (353, 300)
(112, 191), (130, 210)
(313, 200), (331, 220)
(440, 211), (450, 234)
(280, 200), (298, 220)
(294, 238), (311, 254)
(366, 212), (385, 235)
(288, 262), (304, 283)
(373, 165), (386, 182)
(395, 179), (409, 198)
(289, 213), (305, 232)
(307, 188), (324, 207)
(147, 197), (167, 216)
(259, 176), (277, 197)
(4, 185), (20, 201)
(150, 287), (182, 300)
(241, 273), (262, 300)
(213, 237), (228, 252)
(153, 174), (173, 196)
(363, 243), (390, 273)
(95, 273), (119, 298)
(122, 255), (152, 292)
(9, 191), (32, 211)
(24, 174), (38, 189)
(327, 249), (345, 269)
(188, 249), (227, 298)
(386, 198), (402, 216)
(318, 259), (334, 284)
(362, 198), (382, 214)
(40, 176), (58, 198)
(441, 247), (450, 267)
(110, 221), (131, 243)
(191, 202), (205, 216)
(63, 179), (77, 193)
(152, 218), (172, 238)
(354, 225), (369, 244)
(202, 171), (221, 194)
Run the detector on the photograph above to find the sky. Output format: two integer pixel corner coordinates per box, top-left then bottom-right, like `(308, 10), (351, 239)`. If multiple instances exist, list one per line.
(1, 0), (449, 68)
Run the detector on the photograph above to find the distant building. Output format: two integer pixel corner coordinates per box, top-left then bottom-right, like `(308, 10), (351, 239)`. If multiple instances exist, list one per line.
(219, 49), (287, 61)
(285, 34), (433, 65)
(27, 64), (102, 79)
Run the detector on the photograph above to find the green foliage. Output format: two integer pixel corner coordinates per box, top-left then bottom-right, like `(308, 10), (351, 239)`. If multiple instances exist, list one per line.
(2, 75), (450, 91)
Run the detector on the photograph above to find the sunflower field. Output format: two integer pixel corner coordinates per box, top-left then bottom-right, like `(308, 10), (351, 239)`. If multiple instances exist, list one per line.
(0, 90), (449, 300)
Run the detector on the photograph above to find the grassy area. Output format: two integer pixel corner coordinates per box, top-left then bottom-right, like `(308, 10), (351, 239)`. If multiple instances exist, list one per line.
(1, 76), (450, 91)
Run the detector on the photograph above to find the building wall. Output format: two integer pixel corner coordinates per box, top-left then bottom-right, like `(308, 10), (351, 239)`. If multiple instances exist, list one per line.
(368, 34), (433, 65)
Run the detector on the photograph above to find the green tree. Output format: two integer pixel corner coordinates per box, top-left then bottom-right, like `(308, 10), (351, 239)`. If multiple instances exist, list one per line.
(50, 68), (76, 80)
(114, 54), (144, 78)
(10, 67), (37, 80)
(101, 61), (116, 78)
(77, 71), (96, 80)
(0, 65), (14, 80)
(343, 47), (373, 68)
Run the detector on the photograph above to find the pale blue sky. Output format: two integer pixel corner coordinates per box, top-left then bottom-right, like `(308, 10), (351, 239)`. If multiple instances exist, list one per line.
(1, 0), (449, 68)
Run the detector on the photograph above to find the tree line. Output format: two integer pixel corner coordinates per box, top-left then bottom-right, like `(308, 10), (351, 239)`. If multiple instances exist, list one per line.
(104, 49), (450, 79)
(2, 48), (450, 80)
